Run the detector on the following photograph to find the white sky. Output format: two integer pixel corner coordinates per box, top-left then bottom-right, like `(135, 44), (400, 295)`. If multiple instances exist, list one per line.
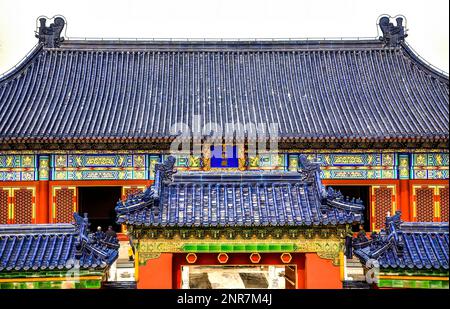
(0, 0), (448, 74)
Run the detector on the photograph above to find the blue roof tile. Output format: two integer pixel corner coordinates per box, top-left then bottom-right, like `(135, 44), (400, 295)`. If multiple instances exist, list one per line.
(116, 156), (365, 227)
(0, 37), (448, 144)
(0, 213), (119, 272)
(353, 212), (449, 271)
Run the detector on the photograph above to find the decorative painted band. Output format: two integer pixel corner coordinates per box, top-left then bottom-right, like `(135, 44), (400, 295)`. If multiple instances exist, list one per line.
(1, 152), (449, 181)
(182, 243), (296, 252)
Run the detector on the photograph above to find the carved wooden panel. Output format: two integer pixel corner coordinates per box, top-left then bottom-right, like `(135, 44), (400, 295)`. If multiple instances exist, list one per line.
(372, 186), (396, 230)
(54, 187), (76, 223)
(0, 189), (9, 224)
(439, 187), (449, 222)
(122, 186), (146, 200)
(415, 187), (435, 222)
(13, 188), (34, 224)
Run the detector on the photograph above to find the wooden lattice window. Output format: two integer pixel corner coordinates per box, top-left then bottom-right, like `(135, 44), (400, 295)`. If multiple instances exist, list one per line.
(53, 187), (76, 223)
(371, 186), (396, 230)
(0, 189), (9, 224)
(121, 186), (146, 233)
(440, 187), (449, 222)
(122, 186), (146, 200)
(13, 188), (34, 224)
(413, 185), (448, 222)
(415, 187), (435, 222)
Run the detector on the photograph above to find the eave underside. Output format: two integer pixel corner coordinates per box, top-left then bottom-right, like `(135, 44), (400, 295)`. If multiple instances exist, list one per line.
(0, 140), (448, 151)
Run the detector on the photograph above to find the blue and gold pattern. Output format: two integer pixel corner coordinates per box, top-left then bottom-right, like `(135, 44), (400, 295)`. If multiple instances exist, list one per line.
(288, 153), (398, 180)
(412, 153), (449, 179)
(38, 156), (50, 181)
(0, 155), (37, 181)
(1, 152), (448, 181)
(248, 153), (286, 170)
(52, 154), (149, 180)
(161, 154), (202, 172)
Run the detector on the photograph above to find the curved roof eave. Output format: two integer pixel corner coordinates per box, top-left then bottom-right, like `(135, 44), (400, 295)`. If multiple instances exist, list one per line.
(400, 41), (449, 84)
(0, 44), (44, 85)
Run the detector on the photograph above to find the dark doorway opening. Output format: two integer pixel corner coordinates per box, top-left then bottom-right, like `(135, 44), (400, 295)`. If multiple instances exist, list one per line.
(326, 185), (371, 232)
(78, 186), (122, 232)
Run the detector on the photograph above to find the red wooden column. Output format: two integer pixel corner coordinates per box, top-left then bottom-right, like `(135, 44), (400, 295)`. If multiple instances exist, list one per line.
(38, 180), (49, 223)
(304, 253), (341, 289)
(37, 155), (51, 223)
(398, 180), (410, 221)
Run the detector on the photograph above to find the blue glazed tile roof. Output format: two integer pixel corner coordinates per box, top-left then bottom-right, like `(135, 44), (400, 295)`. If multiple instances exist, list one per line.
(116, 156), (365, 227)
(0, 213), (119, 272)
(353, 212), (449, 271)
(0, 39), (448, 144)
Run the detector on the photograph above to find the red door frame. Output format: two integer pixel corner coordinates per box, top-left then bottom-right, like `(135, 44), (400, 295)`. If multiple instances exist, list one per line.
(172, 253), (305, 289)
(0, 181), (40, 223)
(409, 179), (449, 222)
(49, 180), (154, 223)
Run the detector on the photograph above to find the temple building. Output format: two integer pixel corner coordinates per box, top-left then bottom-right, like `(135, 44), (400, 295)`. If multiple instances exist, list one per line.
(0, 15), (449, 289)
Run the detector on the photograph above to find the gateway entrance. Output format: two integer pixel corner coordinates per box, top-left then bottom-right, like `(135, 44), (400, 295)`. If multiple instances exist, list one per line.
(78, 186), (122, 231)
(181, 265), (295, 289)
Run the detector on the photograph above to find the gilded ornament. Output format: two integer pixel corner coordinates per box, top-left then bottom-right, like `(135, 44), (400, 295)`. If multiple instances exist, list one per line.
(22, 156), (33, 167)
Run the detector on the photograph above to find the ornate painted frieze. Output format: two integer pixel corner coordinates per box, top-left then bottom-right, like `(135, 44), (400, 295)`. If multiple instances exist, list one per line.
(38, 155), (50, 180)
(148, 155), (162, 180)
(289, 153), (398, 179)
(398, 154), (410, 180)
(248, 153), (286, 170)
(162, 154), (201, 172)
(0, 155), (37, 181)
(411, 153), (449, 179)
(136, 234), (344, 266)
(1, 151), (447, 181)
(132, 226), (347, 266)
(51, 154), (149, 180)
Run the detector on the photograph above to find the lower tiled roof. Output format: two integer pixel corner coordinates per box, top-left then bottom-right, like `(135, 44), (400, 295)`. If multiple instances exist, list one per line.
(116, 155), (364, 227)
(353, 212), (449, 271)
(0, 214), (119, 272)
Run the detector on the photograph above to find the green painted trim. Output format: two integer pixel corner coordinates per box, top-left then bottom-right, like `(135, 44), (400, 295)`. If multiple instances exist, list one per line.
(0, 269), (104, 280)
(0, 279), (102, 289)
(182, 243), (295, 252)
(380, 269), (449, 277)
(378, 279), (449, 289)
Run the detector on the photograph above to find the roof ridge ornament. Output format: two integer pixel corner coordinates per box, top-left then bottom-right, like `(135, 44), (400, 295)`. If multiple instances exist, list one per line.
(378, 15), (408, 47)
(297, 154), (321, 183)
(155, 156), (177, 184)
(73, 213), (119, 264)
(353, 211), (404, 259)
(35, 16), (66, 48)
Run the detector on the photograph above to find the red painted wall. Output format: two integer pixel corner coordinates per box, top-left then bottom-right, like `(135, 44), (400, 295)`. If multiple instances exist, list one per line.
(304, 253), (341, 289)
(137, 253), (173, 289)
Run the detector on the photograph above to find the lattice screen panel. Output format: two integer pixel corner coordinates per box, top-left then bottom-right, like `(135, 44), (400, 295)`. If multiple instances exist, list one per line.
(54, 187), (76, 223)
(13, 189), (33, 224)
(0, 189), (8, 224)
(416, 187), (435, 222)
(373, 186), (394, 230)
(439, 187), (449, 222)
(121, 186), (146, 233)
(122, 186), (145, 200)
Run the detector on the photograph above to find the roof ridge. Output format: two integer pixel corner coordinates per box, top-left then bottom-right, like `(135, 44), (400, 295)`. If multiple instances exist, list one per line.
(0, 223), (75, 235)
(53, 38), (390, 52)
